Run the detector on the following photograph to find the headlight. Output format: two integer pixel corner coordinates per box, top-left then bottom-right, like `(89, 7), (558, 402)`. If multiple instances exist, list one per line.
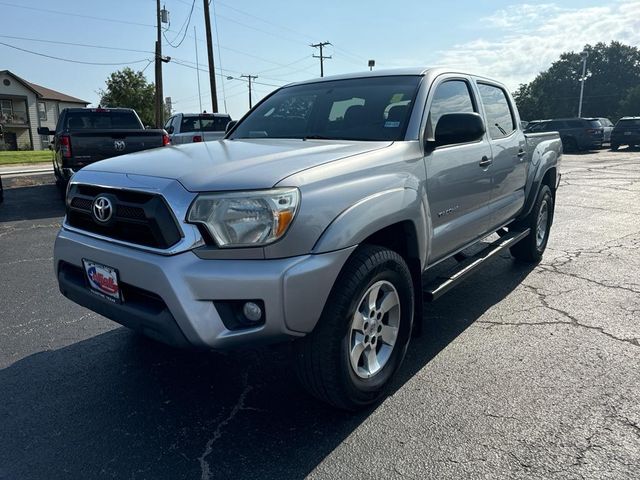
(187, 188), (299, 247)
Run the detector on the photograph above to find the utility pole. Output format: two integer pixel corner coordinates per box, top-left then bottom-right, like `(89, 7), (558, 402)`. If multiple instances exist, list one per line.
(577, 50), (589, 118)
(311, 41), (331, 77)
(154, 0), (164, 127)
(202, 0), (219, 112)
(240, 75), (258, 109)
(194, 26), (202, 113)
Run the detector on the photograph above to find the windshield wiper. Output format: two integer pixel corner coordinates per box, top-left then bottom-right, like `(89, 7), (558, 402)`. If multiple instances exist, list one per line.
(302, 135), (333, 140)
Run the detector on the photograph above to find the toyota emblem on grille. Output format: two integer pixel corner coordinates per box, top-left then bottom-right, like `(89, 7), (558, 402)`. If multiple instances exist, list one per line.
(92, 196), (113, 223)
(114, 140), (126, 151)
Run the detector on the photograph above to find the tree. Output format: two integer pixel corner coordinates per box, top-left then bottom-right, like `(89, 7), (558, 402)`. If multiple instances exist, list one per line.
(513, 41), (640, 121)
(619, 85), (640, 117)
(99, 68), (156, 126)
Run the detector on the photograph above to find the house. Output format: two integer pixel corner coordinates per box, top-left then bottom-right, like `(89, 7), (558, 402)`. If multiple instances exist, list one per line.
(0, 70), (89, 151)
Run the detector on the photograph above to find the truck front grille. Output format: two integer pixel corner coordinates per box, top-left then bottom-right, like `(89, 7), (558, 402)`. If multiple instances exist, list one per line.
(66, 184), (183, 250)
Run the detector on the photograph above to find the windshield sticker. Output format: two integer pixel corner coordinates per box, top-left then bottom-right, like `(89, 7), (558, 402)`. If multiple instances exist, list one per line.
(384, 121), (400, 128)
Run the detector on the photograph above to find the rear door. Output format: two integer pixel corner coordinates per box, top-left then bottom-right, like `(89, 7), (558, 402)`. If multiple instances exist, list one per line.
(475, 81), (527, 230)
(423, 76), (495, 263)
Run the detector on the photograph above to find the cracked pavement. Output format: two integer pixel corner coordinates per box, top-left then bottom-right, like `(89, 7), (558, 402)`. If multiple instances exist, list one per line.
(0, 149), (639, 479)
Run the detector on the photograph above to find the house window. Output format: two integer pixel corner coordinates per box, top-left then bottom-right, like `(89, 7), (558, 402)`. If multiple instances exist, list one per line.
(38, 101), (47, 121)
(1, 99), (12, 118)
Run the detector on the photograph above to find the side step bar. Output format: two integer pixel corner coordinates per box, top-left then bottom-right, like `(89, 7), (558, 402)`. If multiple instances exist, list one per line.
(423, 228), (530, 302)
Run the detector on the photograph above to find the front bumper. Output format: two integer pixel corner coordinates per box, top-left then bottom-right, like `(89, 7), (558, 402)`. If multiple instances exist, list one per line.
(54, 228), (355, 349)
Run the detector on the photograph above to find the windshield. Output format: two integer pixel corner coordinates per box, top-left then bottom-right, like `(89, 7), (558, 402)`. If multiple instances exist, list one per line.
(64, 111), (142, 130)
(229, 76), (422, 141)
(181, 115), (230, 133)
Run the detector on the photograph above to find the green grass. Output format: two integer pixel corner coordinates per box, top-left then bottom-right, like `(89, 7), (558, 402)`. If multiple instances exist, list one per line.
(0, 150), (51, 166)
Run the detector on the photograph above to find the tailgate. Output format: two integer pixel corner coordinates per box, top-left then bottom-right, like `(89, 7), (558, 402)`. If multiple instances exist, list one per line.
(69, 130), (165, 162)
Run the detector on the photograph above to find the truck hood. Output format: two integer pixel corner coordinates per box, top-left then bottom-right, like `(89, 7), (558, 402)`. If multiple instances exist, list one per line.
(84, 138), (392, 191)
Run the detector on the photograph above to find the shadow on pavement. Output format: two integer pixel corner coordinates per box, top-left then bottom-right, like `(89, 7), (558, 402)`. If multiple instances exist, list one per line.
(0, 255), (535, 479)
(0, 176), (64, 223)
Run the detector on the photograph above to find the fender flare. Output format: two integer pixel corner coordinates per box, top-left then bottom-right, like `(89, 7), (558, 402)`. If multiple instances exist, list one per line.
(520, 162), (558, 219)
(312, 187), (427, 265)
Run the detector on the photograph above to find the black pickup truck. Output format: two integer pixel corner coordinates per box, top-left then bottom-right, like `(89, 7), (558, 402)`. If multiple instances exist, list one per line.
(38, 108), (170, 190)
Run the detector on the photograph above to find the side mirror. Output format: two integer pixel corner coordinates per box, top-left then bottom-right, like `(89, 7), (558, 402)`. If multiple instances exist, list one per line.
(37, 127), (53, 136)
(225, 120), (237, 134)
(167, 125), (174, 134)
(429, 113), (486, 149)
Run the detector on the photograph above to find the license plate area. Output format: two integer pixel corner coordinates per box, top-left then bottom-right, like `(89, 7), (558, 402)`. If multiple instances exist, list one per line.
(82, 259), (122, 303)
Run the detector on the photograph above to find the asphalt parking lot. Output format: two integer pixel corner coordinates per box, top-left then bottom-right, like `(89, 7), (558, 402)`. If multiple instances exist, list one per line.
(0, 149), (638, 480)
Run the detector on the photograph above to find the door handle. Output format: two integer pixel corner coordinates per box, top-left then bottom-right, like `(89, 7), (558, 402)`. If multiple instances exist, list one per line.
(517, 149), (526, 158)
(479, 156), (492, 167)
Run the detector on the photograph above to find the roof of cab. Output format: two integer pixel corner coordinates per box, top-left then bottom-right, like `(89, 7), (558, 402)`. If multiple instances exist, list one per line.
(283, 67), (504, 88)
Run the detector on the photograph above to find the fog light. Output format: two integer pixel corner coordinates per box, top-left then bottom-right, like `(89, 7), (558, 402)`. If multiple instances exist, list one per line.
(242, 302), (263, 322)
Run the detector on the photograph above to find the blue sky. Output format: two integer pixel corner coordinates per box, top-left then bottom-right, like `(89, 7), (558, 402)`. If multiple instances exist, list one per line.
(2, 0), (639, 119)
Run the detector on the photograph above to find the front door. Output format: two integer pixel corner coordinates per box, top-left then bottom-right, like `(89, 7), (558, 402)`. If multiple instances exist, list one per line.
(424, 78), (495, 263)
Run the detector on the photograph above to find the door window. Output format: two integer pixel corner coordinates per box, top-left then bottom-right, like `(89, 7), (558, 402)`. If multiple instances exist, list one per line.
(477, 83), (515, 139)
(429, 80), (476, 132)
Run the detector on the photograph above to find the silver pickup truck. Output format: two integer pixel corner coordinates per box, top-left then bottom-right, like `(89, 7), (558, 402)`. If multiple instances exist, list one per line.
(54, 68), (561, 410)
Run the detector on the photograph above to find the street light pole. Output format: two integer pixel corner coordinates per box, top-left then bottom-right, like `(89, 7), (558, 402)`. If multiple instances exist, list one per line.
(578, 50), (589, 118)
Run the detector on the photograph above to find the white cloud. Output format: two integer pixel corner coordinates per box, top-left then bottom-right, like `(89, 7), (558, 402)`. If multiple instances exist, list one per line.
(433, 1), (640, 90)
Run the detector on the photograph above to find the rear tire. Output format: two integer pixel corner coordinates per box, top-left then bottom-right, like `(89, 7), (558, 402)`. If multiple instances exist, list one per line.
(510, 185), (554, 263)
(294, 245), (414, 410)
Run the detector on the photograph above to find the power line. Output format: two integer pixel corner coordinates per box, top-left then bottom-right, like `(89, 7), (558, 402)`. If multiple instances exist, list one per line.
(163, 0), (197, 48)
(0, 0), (154, 28)
(0, 34), (154, 54)
(0, 40), (150, 66)
(171, 59), (284, 87)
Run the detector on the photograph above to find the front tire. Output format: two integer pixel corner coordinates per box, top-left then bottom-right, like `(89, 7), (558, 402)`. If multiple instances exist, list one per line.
(294, 245), (414, 410)
(510, 184), (554, 263)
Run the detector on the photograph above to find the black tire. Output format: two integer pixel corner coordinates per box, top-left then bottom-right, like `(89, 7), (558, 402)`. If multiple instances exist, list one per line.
(510, 184), (554, 263)
(294, 245), (414, 410)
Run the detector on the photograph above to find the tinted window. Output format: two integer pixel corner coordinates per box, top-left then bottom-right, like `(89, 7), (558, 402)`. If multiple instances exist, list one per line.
(180, 115), (230, 133)
(546, 120), (566, 130)
(616, 119), (640, 126)
(230, 76), (421, 141)
(587, 120), (601, 128)
(599, 118), (613, 127)
(64, 111), (142, 130)
(526, 122), (545, 132)
(566, 120), (585, 128)
(429, 80), (476, 129)
(477, 83), (515, 139)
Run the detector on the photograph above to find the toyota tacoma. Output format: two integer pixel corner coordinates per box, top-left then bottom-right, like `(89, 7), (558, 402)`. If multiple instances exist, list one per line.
(54, 68), (561, 409)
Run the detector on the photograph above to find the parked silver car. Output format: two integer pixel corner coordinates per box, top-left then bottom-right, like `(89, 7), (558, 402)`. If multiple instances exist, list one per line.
(165, 112), (232, 144)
